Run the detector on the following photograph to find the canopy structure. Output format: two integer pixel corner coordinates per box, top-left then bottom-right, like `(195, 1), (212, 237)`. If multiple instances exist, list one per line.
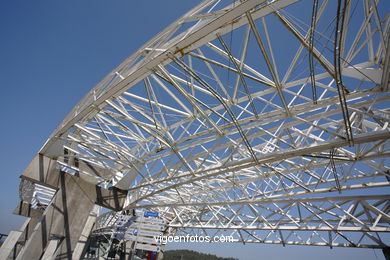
(1, 0), (389, 259)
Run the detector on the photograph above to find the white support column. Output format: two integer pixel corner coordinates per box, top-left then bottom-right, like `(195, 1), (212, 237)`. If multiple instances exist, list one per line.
(41, 238), (62, 260)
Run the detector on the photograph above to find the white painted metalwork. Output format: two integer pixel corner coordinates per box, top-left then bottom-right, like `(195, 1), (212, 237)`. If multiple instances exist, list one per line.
(19, 0), (390, 249)
(19, 180), (56, 210)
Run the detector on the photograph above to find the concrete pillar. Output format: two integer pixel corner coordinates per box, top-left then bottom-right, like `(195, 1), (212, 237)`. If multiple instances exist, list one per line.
(21, 153), (127, 211)
(157, 251), (164, 260)
(21, 153), (61, 189)
(13, 201), (44, 249)
(157, 245), (164, 260)
(16, 172), (96, 260)
(13, 152), (127, 259)
(124, 240), (134, 260)
(41, 237), (62, 260)
(0, 216), (33, 260)
(72, 214), (96, 260)
(0, 230), (23, 260)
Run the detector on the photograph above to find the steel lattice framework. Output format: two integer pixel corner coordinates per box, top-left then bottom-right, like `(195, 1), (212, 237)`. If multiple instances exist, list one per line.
(20, 0), (390, 251)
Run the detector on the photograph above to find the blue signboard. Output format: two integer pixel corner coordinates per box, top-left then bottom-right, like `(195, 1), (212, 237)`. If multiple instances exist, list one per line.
(144, 211), (159, 218)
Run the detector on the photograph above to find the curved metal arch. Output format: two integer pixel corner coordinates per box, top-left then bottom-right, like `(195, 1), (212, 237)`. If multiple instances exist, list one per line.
(16, 0), (390, 251)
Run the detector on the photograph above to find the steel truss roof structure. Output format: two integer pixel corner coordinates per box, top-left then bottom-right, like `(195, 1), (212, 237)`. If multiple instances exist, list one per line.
(17, 0), (390, 251)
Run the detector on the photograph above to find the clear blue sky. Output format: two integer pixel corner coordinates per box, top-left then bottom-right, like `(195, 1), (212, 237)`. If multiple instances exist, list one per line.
(0, 0), (385, 259)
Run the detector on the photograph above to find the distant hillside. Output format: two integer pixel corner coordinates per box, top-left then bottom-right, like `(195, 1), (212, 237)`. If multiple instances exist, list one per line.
(163, 250), (238, 260)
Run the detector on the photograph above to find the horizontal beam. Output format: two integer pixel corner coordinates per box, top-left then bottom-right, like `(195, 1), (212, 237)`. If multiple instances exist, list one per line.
(233, 240), (386, 249)
(132, 194), (390, 208)
(170, 225), (390, 233)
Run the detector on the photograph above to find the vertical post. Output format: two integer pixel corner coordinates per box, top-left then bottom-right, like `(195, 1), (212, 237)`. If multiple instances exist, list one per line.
(124, 240), (134, 260)
(157, 245), (164, 260)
